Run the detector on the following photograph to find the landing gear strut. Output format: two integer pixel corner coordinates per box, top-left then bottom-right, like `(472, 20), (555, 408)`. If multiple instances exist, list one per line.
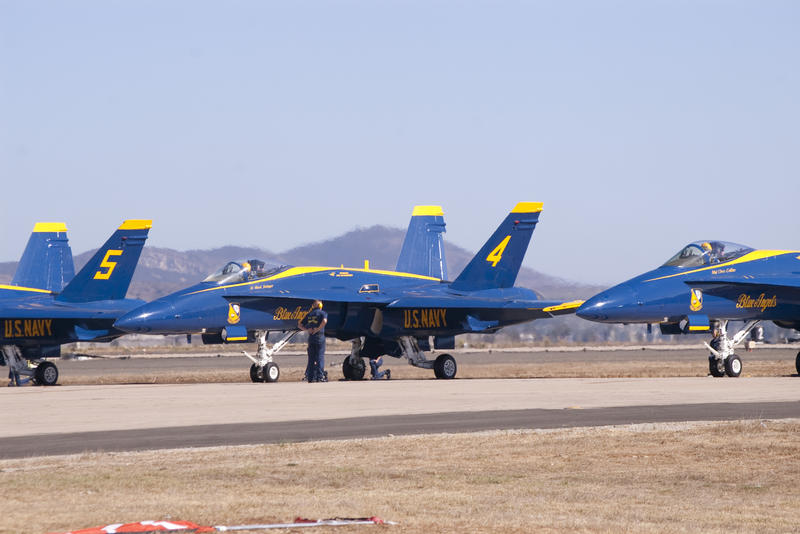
(342, 339), (366, 380)
(399, 336), (457, 379)
(1, 345), (58, 386)
(704, 320), (759, 378)
(243, 330), (296, 383)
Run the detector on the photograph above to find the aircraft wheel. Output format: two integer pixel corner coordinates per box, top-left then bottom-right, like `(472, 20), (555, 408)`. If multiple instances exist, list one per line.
(249, 363), (265, 383)
(708, 357), (725, 378)
(724, 354), (742, 378)
(433, 354), (457, 379)
(342, 357), (365, 380)
(795, 351), (800, 375)
(35, 361), (59, 386)
(264, 362), (280, 383)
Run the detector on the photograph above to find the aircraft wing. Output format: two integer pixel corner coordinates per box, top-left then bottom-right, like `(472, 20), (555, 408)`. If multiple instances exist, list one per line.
(228, 291), (582, 319)
(0, 298), (145, 319)
(385, 295), (584, 318)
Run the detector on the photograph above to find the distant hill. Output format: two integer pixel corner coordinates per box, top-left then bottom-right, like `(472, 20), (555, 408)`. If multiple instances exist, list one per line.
(0, 225), (603, 301)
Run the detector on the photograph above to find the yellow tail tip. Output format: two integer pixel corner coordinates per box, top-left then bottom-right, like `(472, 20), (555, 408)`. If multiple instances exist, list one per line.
(32, 222), (68, 233)
(118, 219), (153, 230)
(412, 205), (444, 216)
(511, 202), (543, 214)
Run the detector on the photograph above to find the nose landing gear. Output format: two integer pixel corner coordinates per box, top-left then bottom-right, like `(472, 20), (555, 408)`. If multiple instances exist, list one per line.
(705, 320), (759, 378)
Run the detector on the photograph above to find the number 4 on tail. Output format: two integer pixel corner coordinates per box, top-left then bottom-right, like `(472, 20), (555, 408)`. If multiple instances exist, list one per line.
(486, 235), (511, 267)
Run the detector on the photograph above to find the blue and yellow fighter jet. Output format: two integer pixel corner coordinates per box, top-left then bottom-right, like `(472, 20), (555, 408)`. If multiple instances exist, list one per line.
(0, 220), (151, 385)
(115, 203), (582, 382)
(577, 240), (800, 377)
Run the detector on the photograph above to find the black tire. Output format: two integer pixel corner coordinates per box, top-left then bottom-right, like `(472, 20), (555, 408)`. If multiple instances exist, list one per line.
(34, 361), (59, 386)
(795, 351), (800, 376)
(342, 356), (366, 380)
(250, 363), (264, 383)
(725, 354), (742, 378)
(264, 362), (280, 383)
(433, 354), (457, 379)
(708, 356), (725, 378)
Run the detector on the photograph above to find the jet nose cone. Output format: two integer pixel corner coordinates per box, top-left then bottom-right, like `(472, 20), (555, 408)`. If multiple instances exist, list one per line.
(114, 300), (176, 333)
(577, 285), (638, 322)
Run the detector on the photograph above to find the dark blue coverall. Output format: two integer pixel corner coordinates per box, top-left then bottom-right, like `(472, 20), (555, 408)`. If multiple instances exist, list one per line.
(301, 308), (328, 382)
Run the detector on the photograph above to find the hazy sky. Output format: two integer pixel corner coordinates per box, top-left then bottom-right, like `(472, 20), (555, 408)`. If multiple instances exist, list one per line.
(2, 1), (798, 285)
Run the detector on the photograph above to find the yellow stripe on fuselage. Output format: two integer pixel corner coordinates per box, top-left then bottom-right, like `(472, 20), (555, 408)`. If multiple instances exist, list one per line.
(541, 300), (585, 313)
(188, 266), (442, 295)
(33, 222), (68, 233)
(0, 284), (53, 294)
(511, 202), (543, 213)
(644, 250), (800, 283)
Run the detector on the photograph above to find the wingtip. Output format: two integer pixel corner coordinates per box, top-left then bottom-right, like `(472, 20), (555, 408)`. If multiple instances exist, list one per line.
(542, 300), (584, 313)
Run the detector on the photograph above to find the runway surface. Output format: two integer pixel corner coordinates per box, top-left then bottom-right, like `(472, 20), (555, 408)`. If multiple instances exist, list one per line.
(2, 373), (799, 459)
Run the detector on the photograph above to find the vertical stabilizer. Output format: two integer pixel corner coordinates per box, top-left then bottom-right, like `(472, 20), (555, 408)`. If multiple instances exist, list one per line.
(12, 222), (75, 291)
(56, 220), (151, 302)
(449, 202), (542, 291)
(395, 205), (448, 279)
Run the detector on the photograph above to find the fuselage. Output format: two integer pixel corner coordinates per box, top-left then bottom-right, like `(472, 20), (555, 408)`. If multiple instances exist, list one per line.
(114, 264), (546, 340)
(0, 285), (146, 347)
(577, 247), (800, 325)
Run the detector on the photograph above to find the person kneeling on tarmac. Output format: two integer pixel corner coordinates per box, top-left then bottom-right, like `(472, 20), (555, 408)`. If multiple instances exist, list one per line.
(369, 356), (391, 380)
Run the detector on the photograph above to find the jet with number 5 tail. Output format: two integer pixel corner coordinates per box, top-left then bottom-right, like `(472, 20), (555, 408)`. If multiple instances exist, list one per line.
(0, 220), (151, 385)
(577, 240), (800, 378)
(115, 203), (582, 382)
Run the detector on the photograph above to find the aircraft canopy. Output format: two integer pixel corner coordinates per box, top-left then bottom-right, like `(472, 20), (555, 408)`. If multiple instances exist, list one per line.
(662, 241), (753, 268)
(203, 259), (291, 284)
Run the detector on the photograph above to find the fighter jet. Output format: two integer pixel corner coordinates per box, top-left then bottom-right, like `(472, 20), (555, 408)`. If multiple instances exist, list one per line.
(577, 240), (800, 377)
(115, 203), (582, 381)
(1, 220), (151, 385)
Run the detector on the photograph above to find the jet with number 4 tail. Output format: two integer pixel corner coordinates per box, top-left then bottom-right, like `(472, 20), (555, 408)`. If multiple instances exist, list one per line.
(115, 203), (582, 382)
(0, 220), (151, 385)
(577, 240), (800, 377)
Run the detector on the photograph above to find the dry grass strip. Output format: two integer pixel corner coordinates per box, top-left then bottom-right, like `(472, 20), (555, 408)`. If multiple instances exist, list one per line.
(2, 420), (798, 533)
(58, 359), (797, 386)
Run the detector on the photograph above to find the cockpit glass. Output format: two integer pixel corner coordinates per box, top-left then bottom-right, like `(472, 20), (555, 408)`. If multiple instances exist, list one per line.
(662, 241), (754, 268)
(203, 259), (291, 284)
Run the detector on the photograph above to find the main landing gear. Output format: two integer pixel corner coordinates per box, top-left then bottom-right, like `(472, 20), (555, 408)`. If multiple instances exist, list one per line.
(243, 330), (296, 383)
(705, 320), (759, 378)
(342, 337), (457, 380)
(1, 345), (59, 386)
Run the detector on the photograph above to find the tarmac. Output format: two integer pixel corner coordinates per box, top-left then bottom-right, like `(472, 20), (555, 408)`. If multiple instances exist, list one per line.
(2, 366), (799, 458)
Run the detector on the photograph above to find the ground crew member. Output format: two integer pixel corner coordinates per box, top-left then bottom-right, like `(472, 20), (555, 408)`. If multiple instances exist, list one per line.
(369, 356), (391, 380)
(298, 300), (328, 382)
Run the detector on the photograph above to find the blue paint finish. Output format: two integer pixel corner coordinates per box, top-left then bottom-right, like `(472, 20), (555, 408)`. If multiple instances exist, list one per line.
(11, 225), (74, 292)
(578, 241), (800, 331)
(115, 205), (579, 356)
(0, 222), (151, 357)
